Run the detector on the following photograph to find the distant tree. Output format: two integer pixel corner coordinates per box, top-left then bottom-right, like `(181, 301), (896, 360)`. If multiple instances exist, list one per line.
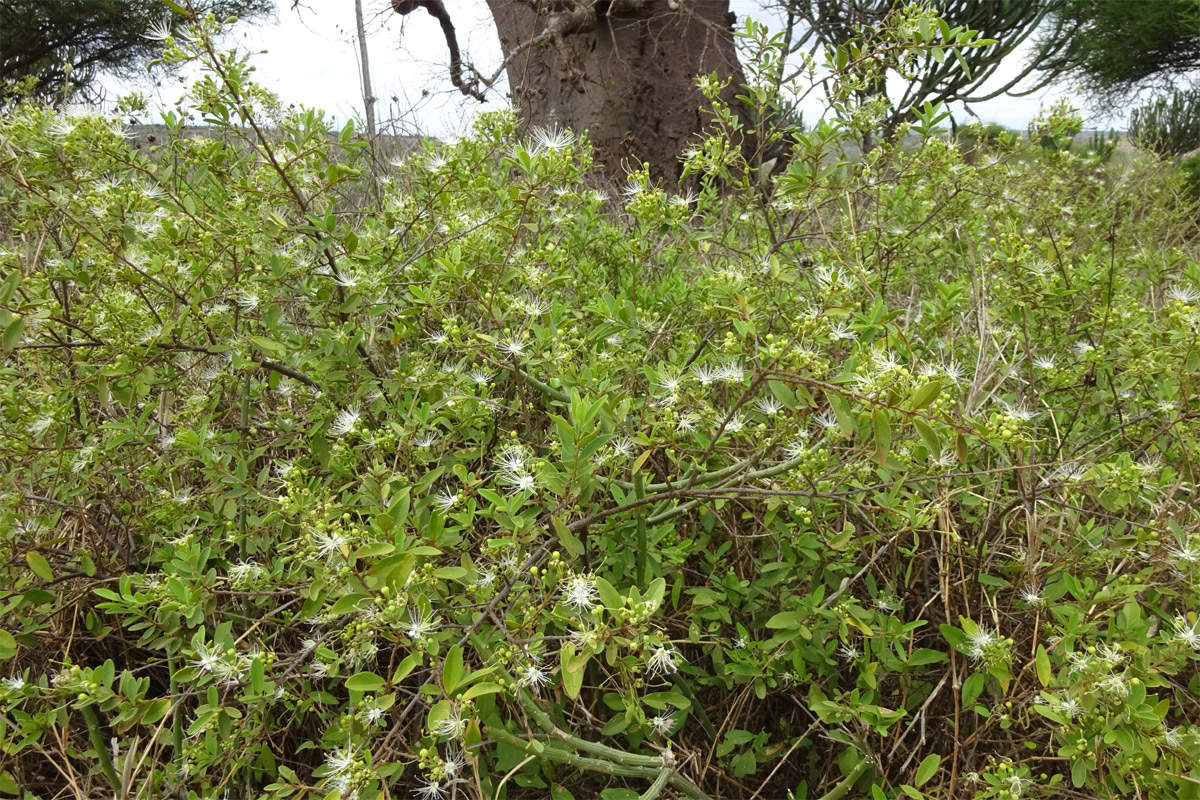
(1031, 0), (1200, 112)
(0, 0), (273, 106)
(769, 0), (1071, 138)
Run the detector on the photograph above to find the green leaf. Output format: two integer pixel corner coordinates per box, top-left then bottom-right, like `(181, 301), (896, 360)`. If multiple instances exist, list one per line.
(0, 271), (19, 304)
(910, 380), (941, 410)
(914, 754), (940, 787)
(248, 336), (286, 354)
(595, 577), (622, 612)
(552, 516), (585, 558)
(26, 552), (53, 582)
(159, 0), (190, 15)
(899, 786), (924, 800)
(346, 672), (385, 692)
(1035, 644), (1052, 687)
(0, 770), (19, 795)
(872, 408), (892, 465)
(141, 698), (173, 725)
(766, 611), (806, 629)
(1071, 758), (1089, 788)
(913, 418), (941, 457)
(2, 316), (24, 351)
(828, 394), (854, 438)
(442, 645), (464, 696)
(459, 682), (502, 702)
(560, 643), (584, 700)
(0, 630), (17, 660)
(392, 652), (422, 683)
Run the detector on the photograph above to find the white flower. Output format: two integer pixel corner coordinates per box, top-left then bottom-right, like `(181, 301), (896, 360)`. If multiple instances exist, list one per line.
(1165, 284), (1200, 304)
(415, 778), (448, 800)
(312, 530), (347, 560)
(669, 190), (698, 208)
(413, 431), (439, 448)
(1000, 401), (1037, 422)
(3, 676), (26, 693)
(494, 445), (528, 475)
(609, 437), (635, 458)
(406, 608), (438, 641)
(499, 470), (538, 496)
(1170, 615), (1200, 650)
(329, 407), (361, 436)
(691, 365), (718, 386)
(190, 643), (224, 673)
(442, 750), (467, 778)
(476, 568), (496, 588)
(782, 437), (809, 460)
(940, 361), (965, 383)
(755, 396), (784, 416)
(532, 126), (575, 151)
(469, 369), (493, 386)
(722, 414), (746, 434)
(814, 410), (839, 431)
(434, 706), (468, 738)
(433, 490), (459, 512)
(300, 638), (318, 654)
(561, 575), (599, 611)
(333, 272), (359, 289)
(649, 714), (676, 735)
(426, 330), (448, 346)
(497, 335), (527, 358)
(143, 17), (174, 40)
(229, 561), (262, 584)
(516, 663), (551, 692)
(27, 417), (53, 436)
(965, 624), (997, 662)
(517, 295), (550, 316)
(828, 320), (857, 341)
(646, 646), (680, 677)
(676, 414), (700, 433)
(1099, 673), (1129, 697)
(654, 372), (683, 395)
(716, 362), (745, 384)
(838, 643), (861, 660)
(324, 747), (356, 776)
(1033, 355), (1057, 371)
(1020, 586), (1045, 607)
(1071, 341), (1094, 356)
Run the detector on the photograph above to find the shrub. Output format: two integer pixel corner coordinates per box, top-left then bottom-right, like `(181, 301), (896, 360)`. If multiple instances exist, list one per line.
(0, 10), (1198, 800)
(1129, 88), (1200, 157)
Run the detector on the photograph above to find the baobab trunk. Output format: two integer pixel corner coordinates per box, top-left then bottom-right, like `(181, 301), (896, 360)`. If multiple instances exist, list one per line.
(485, 0), (750, 186)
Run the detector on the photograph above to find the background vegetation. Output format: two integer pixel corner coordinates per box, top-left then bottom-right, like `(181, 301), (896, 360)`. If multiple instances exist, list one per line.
(1, 8), (1198, 800)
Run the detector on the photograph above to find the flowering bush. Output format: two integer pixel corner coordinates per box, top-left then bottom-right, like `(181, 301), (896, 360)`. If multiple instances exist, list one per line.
(0, 8), (1198, 800)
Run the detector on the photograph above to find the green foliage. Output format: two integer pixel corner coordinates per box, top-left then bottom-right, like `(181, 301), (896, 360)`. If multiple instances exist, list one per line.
(1032, 0), (1200, 110)
(0, 0), (273, 106)
(1, 9), (1199, 800)
(1129, 88), (1200, 158)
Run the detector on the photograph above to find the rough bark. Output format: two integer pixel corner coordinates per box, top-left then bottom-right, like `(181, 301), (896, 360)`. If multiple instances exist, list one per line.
(482, 0), (751, 185)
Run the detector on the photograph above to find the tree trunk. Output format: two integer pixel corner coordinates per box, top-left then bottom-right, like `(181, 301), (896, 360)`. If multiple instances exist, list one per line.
(485, 0), (750, 186)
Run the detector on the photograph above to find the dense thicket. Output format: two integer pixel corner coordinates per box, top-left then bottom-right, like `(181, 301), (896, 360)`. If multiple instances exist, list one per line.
(1, 11), (1198, 800)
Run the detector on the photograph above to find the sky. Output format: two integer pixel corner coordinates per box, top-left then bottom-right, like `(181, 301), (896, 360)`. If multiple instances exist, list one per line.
(101, 0), (1111, 136)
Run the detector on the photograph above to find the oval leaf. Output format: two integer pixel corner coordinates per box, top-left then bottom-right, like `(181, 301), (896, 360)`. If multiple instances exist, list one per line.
(914, 753), (941, 787)
(346, 672), (385, 693)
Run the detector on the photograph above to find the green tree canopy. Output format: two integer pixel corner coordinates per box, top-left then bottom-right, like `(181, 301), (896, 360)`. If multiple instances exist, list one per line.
(0, 0), (273, 106)
(1032, 0), (1200, 111)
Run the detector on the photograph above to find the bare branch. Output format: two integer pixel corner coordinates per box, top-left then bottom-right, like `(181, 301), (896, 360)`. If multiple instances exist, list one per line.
(391, 0), (488, 101)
